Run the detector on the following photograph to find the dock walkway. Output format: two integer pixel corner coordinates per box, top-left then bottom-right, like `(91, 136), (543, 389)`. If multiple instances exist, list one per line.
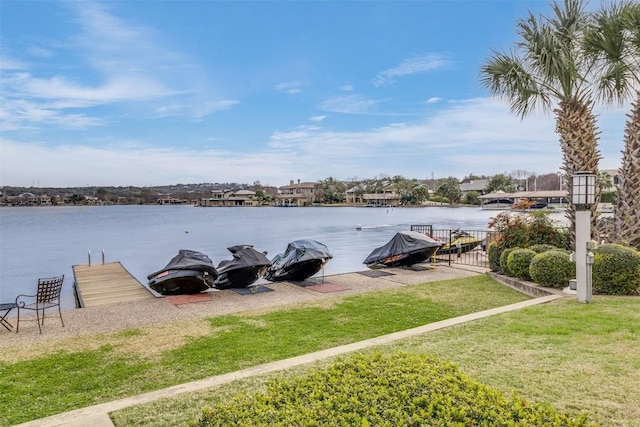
(72, 262), (156, 308)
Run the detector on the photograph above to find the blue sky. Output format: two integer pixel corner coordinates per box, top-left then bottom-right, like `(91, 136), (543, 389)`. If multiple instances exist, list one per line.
(0, 0), (628, 188)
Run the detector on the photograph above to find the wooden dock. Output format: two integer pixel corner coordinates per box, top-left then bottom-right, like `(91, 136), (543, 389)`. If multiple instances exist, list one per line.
(72, 262), (156, 308)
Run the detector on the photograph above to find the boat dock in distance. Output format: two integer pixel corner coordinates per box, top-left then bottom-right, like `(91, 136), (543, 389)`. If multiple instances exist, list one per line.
(72, 262), (156, 308)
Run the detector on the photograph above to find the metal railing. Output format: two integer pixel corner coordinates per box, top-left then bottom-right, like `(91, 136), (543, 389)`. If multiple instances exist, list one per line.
(411, 226), (500, 268)
(87, 249), (106, 266)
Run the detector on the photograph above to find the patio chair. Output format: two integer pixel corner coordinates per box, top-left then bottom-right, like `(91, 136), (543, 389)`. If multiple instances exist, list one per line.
(15, 275), (65, 333)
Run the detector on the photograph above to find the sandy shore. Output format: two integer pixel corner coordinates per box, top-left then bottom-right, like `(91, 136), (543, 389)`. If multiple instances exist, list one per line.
(0, 264), (484, 348)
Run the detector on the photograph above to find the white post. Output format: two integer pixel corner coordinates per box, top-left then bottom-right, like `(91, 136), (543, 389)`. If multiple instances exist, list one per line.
(575, 210), (592, 303)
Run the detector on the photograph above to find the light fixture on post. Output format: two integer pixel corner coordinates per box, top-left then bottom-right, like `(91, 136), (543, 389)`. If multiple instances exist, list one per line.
(571, 171), (596, 303)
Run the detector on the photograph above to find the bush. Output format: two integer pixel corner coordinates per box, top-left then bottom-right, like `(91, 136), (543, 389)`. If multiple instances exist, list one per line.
(507, 248), (537, 280)
(489, 212), (570, 251)
(463, 191), (481, 205)
(529, 250), (575, 289)
(193, 352), (593, 427)
(592, 244), (640, 295)
(527, 212), (571, 249)
(500, 247), (518, 276)
(529, 244), (558, 253)
(488, 242), (502, 272)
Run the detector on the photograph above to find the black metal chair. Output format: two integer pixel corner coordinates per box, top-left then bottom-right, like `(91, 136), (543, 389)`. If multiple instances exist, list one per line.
(15, 275), (65, 333)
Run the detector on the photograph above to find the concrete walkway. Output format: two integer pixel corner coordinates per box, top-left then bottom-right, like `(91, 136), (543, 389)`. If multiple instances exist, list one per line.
(16, 293), (564, 427)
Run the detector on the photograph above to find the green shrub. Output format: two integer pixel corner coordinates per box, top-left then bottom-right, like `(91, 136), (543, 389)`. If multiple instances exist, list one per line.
(526, 212), (571, 249)
(489, 212), (570, 250)
(193, 352), (593, 427)
(529, 244), (558, 253)
(507, 248), (537, 280)
(529, 250), (575, 289)
(500, 247), (518, 276)
(488, 242), (502, 272)
(592, 244), (640, 295)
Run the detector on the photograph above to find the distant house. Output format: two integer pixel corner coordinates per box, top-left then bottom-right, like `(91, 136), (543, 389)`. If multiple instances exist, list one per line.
(275, 180), (318, 206)
(363, 182), (401, 207)
(345, 184), (365, 204)
(344, 181), (403, 207)
(200, 189), (257, 207)
(459, 179), (488, 195)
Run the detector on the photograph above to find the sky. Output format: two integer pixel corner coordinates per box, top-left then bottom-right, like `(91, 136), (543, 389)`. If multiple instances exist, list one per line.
(0, 0), (630, 188)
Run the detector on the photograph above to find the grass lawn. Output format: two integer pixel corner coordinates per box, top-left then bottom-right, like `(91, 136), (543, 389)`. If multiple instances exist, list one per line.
(111, 295), (640, 427)
(0, 274), (528, 426)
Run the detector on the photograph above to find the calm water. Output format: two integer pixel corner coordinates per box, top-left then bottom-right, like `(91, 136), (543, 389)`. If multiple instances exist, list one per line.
(0, 205), (498, 310)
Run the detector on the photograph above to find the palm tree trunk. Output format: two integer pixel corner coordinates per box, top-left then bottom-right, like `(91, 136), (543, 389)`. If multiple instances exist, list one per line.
(615, 93), (640, 249)
(555, 99), (602, 245)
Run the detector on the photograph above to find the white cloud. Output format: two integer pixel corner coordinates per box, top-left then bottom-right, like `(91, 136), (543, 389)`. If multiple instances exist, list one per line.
(275, 81), (303, 94)
(1, 97), (628, 187)
(374, 53), (450, 87)
(0, 55), (28, 70)
(309, 115), (326, 122)
(318, 94), (384, 114)
(426, 97), (442, 104)
(27, 46), (54, 58)
(341, 84), (354, 91)
(0, 1), (235, 131)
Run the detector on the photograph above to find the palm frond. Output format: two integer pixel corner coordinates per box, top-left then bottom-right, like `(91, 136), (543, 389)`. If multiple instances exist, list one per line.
(583, 0), (638, 105)
(480, 50), (549, 117)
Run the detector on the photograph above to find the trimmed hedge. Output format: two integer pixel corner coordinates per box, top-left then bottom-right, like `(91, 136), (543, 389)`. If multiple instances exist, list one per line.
(529, 250), (575, 289)
(500, 247), (518, 276)
(507, 248), (537, 280)
(193, 352), (593, 426)
(529, 244), (558, 253)
(488, 242), (502, 272)
(593, 244), (640, 295)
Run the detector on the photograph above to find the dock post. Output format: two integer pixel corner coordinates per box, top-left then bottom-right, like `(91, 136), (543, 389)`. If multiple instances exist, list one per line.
(102, 249), (105, 265)
(88, 250), (91, 266)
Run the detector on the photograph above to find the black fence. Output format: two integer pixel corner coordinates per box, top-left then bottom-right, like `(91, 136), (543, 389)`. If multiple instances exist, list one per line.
(410, 225), (499, 268)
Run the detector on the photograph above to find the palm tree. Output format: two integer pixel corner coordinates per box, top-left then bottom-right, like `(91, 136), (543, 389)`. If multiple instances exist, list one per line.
(480, 0), (601, 242)
(583, 1), (640, 248)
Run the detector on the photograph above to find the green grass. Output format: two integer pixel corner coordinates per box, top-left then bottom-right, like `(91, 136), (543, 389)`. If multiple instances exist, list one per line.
(0, 275), (527, 426)
(110, 296), (640, 427)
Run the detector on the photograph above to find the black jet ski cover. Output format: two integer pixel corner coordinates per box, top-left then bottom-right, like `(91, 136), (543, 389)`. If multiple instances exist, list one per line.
(265, 239), (333, 281)
(363, 231), (441, 266)
(148, 249), (218, 278)
(276, 239), (332, 268)
(218, 245), (271, 272)
(214, 245), (272, 289)
(147, 249), (218, 294)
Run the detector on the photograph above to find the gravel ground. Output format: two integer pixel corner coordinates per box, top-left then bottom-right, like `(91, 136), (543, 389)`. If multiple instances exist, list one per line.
(0, 264), (484, 348)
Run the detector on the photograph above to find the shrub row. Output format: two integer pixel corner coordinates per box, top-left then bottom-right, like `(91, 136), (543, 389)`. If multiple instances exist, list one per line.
(193, 352), (594, 426)
(492, 242), (640, 295)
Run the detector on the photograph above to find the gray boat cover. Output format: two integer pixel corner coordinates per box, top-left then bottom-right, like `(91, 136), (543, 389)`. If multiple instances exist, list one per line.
(147, 249), (218, 279)
(363, 231), (441, 265)
(217, 245), (271, 271)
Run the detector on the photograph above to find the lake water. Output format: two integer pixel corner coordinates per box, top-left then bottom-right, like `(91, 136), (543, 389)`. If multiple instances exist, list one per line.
(0, 205), (500, 310)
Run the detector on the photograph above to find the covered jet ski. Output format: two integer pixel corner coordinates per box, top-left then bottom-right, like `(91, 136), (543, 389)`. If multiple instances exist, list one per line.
(363, 230), (441, 268)
(214, 245), (272, 289)
(147, 249), (218, 295)
(436, 229), (483, 255)
(264, 239), (333, 282)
